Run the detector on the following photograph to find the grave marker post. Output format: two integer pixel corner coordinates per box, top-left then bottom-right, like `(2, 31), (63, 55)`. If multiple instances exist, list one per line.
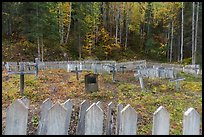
(71, 66), (82, 80)
(120, 65), (126, 73)
(20, 63), (24, 96)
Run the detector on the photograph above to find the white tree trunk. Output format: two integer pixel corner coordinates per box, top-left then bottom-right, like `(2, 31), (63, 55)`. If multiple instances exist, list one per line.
(192, 2), (195, 65)
(194, 2), (199, 65)
(125, 2), (128, 50)
(170, 20), (174, 63)
(103, 2), (106, 28)
(65, 2), (72, 44)
(36, 3), (40, 60)
(41, 36), (44, 62)
(180, 2), (184, 63)
(115, 3), (119, 45)
(119, 3), (123, 44)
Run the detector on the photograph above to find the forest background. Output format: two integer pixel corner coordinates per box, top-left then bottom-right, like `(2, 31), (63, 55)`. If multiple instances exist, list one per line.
(2, 2), (202, 67)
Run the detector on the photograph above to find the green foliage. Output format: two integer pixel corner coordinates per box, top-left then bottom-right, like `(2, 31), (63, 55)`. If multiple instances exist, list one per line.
(31, 115), (39, 128)
(183, 58), (192, 65)
(2, 2), (202, 65)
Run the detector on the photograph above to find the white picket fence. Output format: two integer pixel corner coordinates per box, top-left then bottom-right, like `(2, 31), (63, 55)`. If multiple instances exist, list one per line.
(4, 98), (201, 135)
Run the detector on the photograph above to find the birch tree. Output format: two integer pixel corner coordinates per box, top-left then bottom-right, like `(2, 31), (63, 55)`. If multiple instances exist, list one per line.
(115, 3), (119, 45)
(36, 3), (40, 61)
(194, 2), (199, 65)
(180, 2), (184, 63)
(192, 2), (195, 65)
(170, 20), (174, 63)
(65, 2), (72, 44)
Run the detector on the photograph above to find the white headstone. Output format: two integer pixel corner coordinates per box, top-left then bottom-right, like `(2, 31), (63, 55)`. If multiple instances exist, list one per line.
(85, 103), (103, 135)
(152, 106), (170, 135)
(119, 104), (138, 135)
(5, 99), (29, 135)
(183, 108), (200, 135)
(46, 103), (67, 135)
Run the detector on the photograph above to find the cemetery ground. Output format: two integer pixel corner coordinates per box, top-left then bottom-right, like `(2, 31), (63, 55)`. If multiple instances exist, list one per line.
(2, 69), (202, 135)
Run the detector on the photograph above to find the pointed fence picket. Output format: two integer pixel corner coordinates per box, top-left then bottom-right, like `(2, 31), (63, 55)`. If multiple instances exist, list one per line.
(5, 99), (29, 135)
(38, 98), (53, 135)
(119, 104), (138, 135)
(84, 103), (104, 135)
(152, 106), (170, 135)
(4, 99), (201, 135)
(106, 102), (114, 135)
(46, 103), (67, 135)
(76, 100), (90, 135)
(183, 108), (200, 135)
(62, 99), (73, 134)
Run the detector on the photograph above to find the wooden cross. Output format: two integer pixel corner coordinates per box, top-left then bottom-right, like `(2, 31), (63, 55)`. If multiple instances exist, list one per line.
(71, 66), (82, 80)
(134, 70), (145, 92)
(169, 77), (185, 91)
(107, 65), (116, 82)
(120, 65), (126, 73)
(8, 62), (38, 96)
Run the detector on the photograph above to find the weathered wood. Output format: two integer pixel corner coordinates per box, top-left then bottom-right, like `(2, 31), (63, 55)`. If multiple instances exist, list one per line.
(116, 104), (123, 135)
(96, 101), (102, 109)
(76, 100), (90, 135)
(38, 98), (53, 135)
(183, 108), (200, 135)
(46, 103), (67, 135)
(106, 102), (114, 135)
(119, 104), (138, 135)
(152, 106), (169, 135)
(5, 99), (29, 135)
(20, 97), (30, 108)
(85, 103), (103, 135)
(62, 99), (73, 134)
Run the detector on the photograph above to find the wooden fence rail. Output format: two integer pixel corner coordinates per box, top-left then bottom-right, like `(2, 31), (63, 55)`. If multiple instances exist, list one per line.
(3, 98), (201, 135)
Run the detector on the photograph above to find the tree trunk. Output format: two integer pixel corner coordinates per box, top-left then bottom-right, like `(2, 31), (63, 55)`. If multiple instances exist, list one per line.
(65, 2), (72, 44)
(119, 3), (123, 44)
(78, 22), (81, 61)
(194, 2), (199, 64)
(192, 2), (195, 65)
(36, 2), (40, 60)
(180, 2), (184, 63)
(115, 3), (119, 45)
(103, 2), (106, 28)
(125, 2), (128, 50)
(109, 3), (112, 37)
(41, 36), (44, 62)
(170, 20), (174, 63)
(59, 3), (64, 44)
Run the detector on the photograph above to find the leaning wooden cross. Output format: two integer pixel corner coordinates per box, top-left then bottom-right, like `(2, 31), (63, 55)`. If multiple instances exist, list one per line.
(169, 77), (185, 91)
(7, 58), (39, 96)
(120, 65), (126, 73)
(71, 66), (82, 80)
(134, 71), (145, 92)
(107, 65), (116, 82)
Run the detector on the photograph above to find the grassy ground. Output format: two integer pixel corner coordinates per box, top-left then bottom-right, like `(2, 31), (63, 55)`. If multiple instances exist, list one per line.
(2, 69), (202, 135)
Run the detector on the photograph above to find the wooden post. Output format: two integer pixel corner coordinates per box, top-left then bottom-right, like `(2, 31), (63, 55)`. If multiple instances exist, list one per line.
(20, 63), (24, 96)
(35, 58), (39, 77)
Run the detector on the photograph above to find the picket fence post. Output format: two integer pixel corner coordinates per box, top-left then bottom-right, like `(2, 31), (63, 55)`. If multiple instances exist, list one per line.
(119, 104), (138, 135)
(5, 99), (29, 135)
(85, 103), (103, 135)
(38, 98), (53, 135)
(46, 103), (67, 135)
(152, 106), (170, 135)
(183, 108), (200, 135)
